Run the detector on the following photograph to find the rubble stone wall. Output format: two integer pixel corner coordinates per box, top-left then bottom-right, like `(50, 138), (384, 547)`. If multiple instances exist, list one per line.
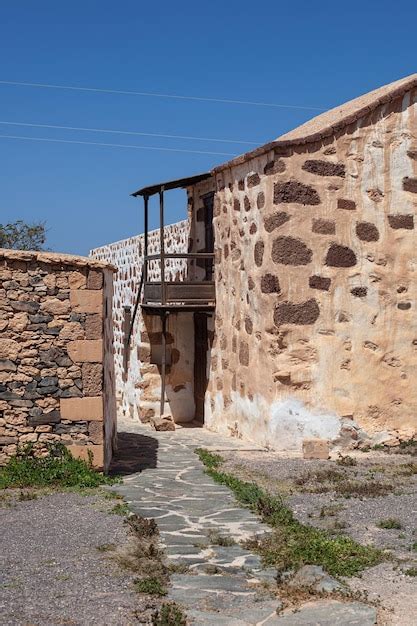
(206, 88), (417, 451)
(0, 249), (116, 469)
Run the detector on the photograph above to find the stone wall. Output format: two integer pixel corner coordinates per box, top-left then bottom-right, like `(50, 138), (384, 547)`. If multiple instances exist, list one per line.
(90, 222), (190, 423)
(0, 249), (116, 470)
(205, 88), (417, 450)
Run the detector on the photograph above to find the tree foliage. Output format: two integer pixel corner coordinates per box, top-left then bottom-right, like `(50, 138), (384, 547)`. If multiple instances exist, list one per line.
(0, 220), (47, 251)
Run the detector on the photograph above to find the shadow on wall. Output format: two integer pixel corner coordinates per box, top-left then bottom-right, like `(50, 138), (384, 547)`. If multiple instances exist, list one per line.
(109, 431), (158, 475)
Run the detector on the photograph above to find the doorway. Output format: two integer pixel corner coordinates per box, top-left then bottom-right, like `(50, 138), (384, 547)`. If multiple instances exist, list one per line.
(194, 312), (209, 424)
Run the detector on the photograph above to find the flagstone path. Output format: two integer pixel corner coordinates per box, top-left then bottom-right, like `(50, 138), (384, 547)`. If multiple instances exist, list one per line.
(111, 421), (377, 625)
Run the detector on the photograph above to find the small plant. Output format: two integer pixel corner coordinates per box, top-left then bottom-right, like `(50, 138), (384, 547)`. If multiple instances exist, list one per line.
(411, 542), (417, 552)
(96, 543), (115, 552)
(336, 454), (357, 467)
(18, 490), (38, 501)
(377, 518), (402, 530)
(319, 504), (343, 518)
(207, 529), (236, 546)
(125, 514), (158, 538)
(134, 576), (167, 596)
(111, 502), (130, 516)
(0, 443), (116, 489)
(167, 562), (190, 574)
(404, 567), (417, 577)
(153, 602), (187, 626)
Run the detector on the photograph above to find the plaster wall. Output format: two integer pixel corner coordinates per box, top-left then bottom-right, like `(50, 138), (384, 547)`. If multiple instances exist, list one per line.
(206, 89), (417, 450)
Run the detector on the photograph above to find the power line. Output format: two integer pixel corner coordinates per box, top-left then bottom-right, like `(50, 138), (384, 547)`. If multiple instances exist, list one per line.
(0, 133), (237, 156)
(0, 80), (326, 111)
(0, 120), (260, 145)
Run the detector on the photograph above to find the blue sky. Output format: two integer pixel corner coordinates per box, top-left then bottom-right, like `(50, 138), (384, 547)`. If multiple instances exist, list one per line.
(0, 0), (416, 255)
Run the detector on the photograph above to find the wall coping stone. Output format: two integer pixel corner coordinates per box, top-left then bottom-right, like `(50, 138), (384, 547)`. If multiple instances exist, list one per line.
(0, 248), (116, 271)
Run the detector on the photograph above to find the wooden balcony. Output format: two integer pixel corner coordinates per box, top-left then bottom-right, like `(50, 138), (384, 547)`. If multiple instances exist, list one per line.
(142, 252), (215, 311)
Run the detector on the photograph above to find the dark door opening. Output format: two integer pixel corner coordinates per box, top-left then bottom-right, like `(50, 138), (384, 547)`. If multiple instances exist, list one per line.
(194, 312), (209, 423)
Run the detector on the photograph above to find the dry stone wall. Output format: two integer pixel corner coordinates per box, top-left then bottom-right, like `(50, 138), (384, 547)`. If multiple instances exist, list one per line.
(0, 249), (116, 469)
(206, 88), (417, 451)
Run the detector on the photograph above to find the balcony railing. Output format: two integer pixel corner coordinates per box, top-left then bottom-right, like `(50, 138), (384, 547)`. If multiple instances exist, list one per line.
(142, 252), (215, 308)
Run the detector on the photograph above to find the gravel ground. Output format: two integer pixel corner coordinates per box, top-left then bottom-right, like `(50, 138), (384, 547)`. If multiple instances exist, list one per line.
(220, 450), (417, 626)
(0, 491), (155, 626)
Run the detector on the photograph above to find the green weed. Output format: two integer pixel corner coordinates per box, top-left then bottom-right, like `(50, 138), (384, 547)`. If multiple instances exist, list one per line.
(404, 567), (417, 577)
(377, 518), (402, 530)
(196, 448), (383, 577)
(153, 602), (187, 626)
(0, 443), (116, 489)
(111, 502), (130, 516)
(134, 576), (167, 596)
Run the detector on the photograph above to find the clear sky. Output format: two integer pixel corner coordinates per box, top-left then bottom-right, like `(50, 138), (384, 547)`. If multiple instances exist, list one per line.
(1, 0), (416, 255)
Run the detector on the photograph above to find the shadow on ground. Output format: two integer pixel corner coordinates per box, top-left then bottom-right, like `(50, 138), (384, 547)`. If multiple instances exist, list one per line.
(109, 431), (159, 476)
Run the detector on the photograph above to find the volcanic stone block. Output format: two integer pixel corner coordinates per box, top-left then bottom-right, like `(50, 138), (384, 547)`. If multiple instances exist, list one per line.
(261, 274), (281, 294)
(337, 198), (356, 210)
(247, 173), (260, 187)
(351, 287), (367, 298)
(302, 160), (345, 177)
(309, 276), (331, 291)
(312, 219), (336, 235)
(403, 176), (417, 193)
(257, 192), (265, 209)
(60, 397), (103, 421)
(274, 181), (320, 205)
(388, 214), (414, 229)
(325, 244), (357, 268)
(264, 212), (290, 233)
(272, 236), (312, 265)
(28, 409), (61, 426)
(356, 222), (379, 241)
(40, 298), (71, 315)
(264, 159), (285, 175)
(239, 342), (249, 366)
(254, 240), (264, 267)
(274, 299), (320, 326)
(244, 196), (251, 211)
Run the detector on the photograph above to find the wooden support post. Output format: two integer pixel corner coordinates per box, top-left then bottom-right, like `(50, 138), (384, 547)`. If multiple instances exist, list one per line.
(143, 194), (149, 285)
(159, 187), (166, 305)
(122, 305), (132, 381)
(160, 311), (168, 416)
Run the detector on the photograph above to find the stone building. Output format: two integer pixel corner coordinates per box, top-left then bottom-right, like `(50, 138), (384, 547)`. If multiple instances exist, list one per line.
(92, 73), (417, 452)
(0, 249), (116, 469)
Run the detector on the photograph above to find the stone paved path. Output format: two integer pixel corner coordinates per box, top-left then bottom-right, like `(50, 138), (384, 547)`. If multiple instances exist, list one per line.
(112, 422), (377, 625)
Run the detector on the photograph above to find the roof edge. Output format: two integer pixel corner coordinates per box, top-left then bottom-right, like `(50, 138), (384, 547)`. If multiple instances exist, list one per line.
(0, 248), (116, 272)
(212, 74), (417, 173)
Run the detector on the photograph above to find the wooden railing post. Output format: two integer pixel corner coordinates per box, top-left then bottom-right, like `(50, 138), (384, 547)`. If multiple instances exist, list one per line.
(159, 187), (166, 305)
